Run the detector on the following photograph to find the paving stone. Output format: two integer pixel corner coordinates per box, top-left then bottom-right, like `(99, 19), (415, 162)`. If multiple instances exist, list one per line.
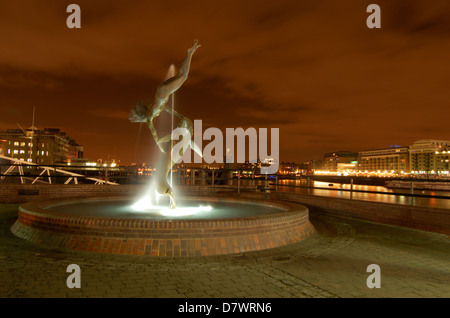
(0, 212), (448, 298)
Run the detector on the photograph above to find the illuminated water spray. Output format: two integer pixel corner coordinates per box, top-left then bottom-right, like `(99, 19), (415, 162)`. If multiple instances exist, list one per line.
(131, 183), (212, 217)
(167, 64), (176, 189)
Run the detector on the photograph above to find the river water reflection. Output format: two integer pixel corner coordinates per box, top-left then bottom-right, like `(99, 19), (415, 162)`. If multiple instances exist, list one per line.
(234, 178), (450, 209)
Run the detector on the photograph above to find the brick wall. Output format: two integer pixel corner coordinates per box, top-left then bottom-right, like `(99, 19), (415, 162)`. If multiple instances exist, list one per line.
(0, 184), (214, 204)
(1, 184), (448, 235)
(11, 194), (314, 256)
(275, 192), (450, 235)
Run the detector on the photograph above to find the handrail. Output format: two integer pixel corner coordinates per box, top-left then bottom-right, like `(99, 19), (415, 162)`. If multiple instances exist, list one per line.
(0, 155), (118, 185)
(1, 161), (449, 206)
(273, 183), (450, 200)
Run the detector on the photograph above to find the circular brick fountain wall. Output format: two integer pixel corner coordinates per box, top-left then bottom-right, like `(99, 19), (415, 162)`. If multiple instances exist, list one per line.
(11, 197), (314, 256)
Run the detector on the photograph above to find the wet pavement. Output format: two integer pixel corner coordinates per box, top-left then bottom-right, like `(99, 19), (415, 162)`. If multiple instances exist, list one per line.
(0, 204), (448, 298)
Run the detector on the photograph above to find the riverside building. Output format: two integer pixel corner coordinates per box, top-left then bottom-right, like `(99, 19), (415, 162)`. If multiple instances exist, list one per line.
(409, 139), (450, 174)
(357, 146), (409, 174)
(0, 128), (83, 165)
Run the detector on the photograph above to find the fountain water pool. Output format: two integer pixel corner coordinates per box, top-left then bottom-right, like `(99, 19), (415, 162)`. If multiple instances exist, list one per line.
(11, 196), (315, 256)
(34, 197), (287, 219)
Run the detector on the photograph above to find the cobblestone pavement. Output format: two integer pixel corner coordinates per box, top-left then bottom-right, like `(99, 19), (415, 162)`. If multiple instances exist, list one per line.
(0, 205), (448, 298)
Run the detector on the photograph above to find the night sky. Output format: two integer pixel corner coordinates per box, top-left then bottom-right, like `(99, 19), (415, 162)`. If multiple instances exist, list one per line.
(1, 0), (449, 165)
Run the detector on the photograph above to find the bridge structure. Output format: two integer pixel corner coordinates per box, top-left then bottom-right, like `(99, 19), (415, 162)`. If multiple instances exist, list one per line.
(0, 155), (118, 185)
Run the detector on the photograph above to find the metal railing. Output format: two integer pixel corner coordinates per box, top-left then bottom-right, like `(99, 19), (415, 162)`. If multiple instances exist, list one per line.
(155, 169), (450, 207)
(173, 169), (450, 207)
(0, 156), (118, 185)
(1, 160), (449, 207)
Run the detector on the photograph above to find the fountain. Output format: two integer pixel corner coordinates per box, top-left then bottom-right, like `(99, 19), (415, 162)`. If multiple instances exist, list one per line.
(10, 40), (314, 256)
(128, 39), (203, 209)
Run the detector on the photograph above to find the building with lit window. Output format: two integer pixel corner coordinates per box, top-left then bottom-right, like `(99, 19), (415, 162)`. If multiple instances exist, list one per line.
(277, 162), (307, 175)
(357, 146), (409, 174)
(0, 128), (83, 165)
(0, 138), (6, 156)
(323, 151), (357, 172)
(409, 139), (450, 174)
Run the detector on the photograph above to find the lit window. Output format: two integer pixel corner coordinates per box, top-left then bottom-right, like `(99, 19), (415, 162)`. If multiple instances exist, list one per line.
(14, 142), (19, 146)
(27, 159), (32, 163)
(41, 151), (44, 155)
(13, 150), (18, 154)
(20, 142), (25, 147)
(19, 150), (25, 154)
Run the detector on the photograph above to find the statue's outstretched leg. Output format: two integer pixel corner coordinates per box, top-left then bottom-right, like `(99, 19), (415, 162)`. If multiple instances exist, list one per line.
(155, 40), (201, 103)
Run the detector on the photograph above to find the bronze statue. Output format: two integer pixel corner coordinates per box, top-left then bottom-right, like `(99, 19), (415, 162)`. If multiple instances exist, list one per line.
(129, 40), (202, 209)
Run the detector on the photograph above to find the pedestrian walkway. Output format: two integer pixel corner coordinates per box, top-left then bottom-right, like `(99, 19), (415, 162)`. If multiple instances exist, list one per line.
(0, 205), (448, 298)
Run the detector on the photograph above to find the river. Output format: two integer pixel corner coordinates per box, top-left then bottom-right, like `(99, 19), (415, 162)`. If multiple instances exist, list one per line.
(235, 178), (450, 209)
